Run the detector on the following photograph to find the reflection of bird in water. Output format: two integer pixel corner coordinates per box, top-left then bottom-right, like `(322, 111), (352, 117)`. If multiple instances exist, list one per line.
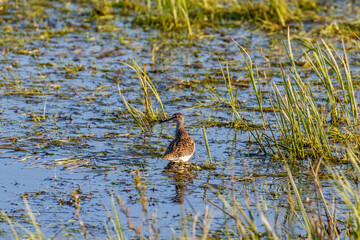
(163, 162), (199, 204)
(162, 113), (195, 163)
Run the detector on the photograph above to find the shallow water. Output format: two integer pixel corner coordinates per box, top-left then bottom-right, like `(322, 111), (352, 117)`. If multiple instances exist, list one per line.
(0, 1), (360, 239)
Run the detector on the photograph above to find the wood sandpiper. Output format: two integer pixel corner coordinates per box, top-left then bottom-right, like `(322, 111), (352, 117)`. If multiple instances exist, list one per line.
(162, 113), (195, 163)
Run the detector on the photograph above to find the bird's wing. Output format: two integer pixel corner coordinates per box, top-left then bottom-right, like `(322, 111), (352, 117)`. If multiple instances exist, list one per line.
(163, 139), (177, 159)
(164, 137), (195, 159)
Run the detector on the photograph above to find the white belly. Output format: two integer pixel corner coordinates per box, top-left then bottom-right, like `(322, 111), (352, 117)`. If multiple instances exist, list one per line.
(177, 155), (192, 162)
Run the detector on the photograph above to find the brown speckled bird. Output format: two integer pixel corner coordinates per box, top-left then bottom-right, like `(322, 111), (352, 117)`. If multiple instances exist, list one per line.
(162, 113), (195, 162)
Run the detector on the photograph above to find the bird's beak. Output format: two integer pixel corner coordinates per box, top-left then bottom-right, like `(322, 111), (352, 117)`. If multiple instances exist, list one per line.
(161, 116), (174, 123)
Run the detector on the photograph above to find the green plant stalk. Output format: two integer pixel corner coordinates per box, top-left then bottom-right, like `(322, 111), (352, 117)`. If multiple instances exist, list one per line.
(326, 148), (360, 238)
(1, 210), (20, 240)
(321, 40), (347, 102)
(202, 126), (212, 164)
(286, 166), (314, 238)
(308, 158), (341, 239)
(170, 0), (178, 25)
(131, 59), (166, 119)
(342, 39), (358, 125)
(234, 41), (265, 127)
(23, 197), (45, 240)
(111, 192), (124, 240)
(179, 0), (193, 35)
(218, 61), (244, 123)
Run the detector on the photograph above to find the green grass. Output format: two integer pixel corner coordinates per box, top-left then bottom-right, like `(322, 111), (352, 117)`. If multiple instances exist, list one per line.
(244, 31), (359, 161)
(2, 0), (359, 38)
(118, 59), (167, 131)
(104, 0), (328, 34)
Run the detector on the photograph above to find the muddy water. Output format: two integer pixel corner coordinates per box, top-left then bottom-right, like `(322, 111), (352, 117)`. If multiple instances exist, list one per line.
(0, 1), (359, 239)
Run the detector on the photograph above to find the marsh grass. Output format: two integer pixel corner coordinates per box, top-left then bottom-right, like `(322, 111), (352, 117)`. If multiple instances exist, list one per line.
(244, 32), (359, 161)
(151, 0), (194, 35)
(284, 163), (341, 239)
(105, 170), (161, 239)
(298, 38), (358, 125)
(118, 59), (166, 131)
(116, 0), (322, 34)
(204, 160), (343, 239)
(2, 0), (358, 39)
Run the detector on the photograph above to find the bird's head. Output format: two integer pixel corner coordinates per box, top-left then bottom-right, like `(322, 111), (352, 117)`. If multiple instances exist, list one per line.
(162, 113), (184, 124)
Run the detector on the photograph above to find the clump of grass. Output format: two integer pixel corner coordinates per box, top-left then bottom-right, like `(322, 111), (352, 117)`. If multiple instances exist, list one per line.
(208, 187), (265, 238)
(242, 31), (359, 161)
(120, 0), (194, 35)
(299, 38), (358, 125)
(150, 0), (194, 35)
(0, 74), (45, 96)
(118, 59), (166, 131)
(204, 157), (347, 238)
(285, 162), (341, 239)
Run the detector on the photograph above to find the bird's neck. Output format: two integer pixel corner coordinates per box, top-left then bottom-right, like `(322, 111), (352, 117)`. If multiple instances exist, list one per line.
(175, 122), (185, 137)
